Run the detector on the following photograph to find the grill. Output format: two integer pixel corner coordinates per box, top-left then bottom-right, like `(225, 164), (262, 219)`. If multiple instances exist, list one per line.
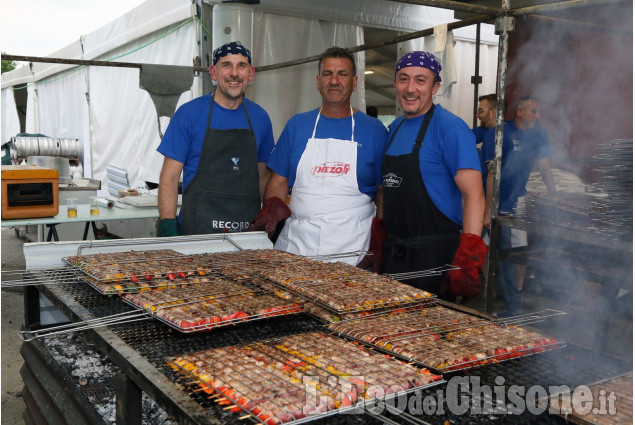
(167, 331), (443, 424)
(328, 305), (566, 373)
(14, 235), (633, 425)
(546, 372), (632, 425)
(518, 139), (633, 241)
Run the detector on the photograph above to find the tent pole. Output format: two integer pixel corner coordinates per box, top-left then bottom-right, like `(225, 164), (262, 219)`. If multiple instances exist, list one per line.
(257, 14), (492, 72)
(1, 55), (143, 69)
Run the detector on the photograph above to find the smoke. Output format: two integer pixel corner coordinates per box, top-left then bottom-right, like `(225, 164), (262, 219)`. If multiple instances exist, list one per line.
(505, 2), (633, 168)
(498, 2), (633, 367)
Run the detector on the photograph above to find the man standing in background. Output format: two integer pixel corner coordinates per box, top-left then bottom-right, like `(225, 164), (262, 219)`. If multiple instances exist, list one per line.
(473, 93), (498, 211)
(473, 93), (497, 146)
(482, 95), (556, 316)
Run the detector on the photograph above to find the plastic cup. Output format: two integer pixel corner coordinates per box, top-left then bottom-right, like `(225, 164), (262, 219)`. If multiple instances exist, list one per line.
(89, 196), (99, 216)
(67, 198), (78, 218)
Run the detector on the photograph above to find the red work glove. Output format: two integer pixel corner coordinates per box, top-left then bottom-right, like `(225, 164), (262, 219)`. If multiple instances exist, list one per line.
(356, 218), (387, 273)
(248, 197), (291, 237)
(443, 233), (488, 302)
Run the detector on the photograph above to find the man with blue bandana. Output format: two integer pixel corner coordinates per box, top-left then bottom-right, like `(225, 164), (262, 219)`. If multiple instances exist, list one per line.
(157, 41), (274, 236)
(380, 51), (487, 302)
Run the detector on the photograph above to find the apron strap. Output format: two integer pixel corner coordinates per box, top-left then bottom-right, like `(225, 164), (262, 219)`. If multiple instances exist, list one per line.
(312, 107), (355, 141)
(413, 103), (435, 149)
(205, 94), (214, 130)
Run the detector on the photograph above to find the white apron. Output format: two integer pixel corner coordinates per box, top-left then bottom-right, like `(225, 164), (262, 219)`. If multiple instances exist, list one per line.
(275, 108), (376, 265)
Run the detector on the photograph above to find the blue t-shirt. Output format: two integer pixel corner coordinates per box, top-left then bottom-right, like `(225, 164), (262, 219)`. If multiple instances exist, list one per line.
(472, 126), (488, 144)
(157, 93), (274, 192)
(473, 126), (490, 189)
(267, 109), (388, 199)
(386, 105), (481, 226)
(482, 121), (554, 213)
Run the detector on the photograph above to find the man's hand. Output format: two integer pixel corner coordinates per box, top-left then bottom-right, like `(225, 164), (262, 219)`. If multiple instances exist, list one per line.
(249, 197), (291, 237)
(443, 233), (488, 302)
(357, 218), (387, 273)
(157, 218), (180, 237)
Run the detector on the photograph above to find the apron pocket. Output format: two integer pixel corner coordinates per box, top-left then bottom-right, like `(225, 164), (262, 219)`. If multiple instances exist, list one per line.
(185, 190), (260, 234)
(385, 235), (460, 292)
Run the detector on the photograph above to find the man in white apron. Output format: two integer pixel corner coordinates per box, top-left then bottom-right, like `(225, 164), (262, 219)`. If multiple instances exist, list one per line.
(252, 47), (388, 266)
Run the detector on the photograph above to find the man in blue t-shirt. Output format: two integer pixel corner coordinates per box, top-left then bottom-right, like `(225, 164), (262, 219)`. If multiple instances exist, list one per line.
(473, 93), (497, 146)
(473, 93), (498, 193)
(482, 96), (556, 316)
(380, 51), (487, 301)
(156, 41), (274, 236)
(251, 47), (388, 266)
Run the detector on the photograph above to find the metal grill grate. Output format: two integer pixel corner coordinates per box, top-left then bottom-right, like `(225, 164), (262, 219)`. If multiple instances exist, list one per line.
(28, 254), (633, 425)
(167, 331), (443, 424)
(329, 306), (566, 372)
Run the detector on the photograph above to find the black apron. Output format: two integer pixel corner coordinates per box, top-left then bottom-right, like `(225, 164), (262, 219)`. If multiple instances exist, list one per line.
(382, 104), (460, 293)
(181, 97), (260, 235)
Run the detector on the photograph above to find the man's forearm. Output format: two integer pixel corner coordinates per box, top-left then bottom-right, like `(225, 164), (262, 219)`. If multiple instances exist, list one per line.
(539, 159), (556, 194)
(158, 180), (179, 219)
(263, 173), (290, 201)
(158, 157), (184, 220)
(258, 163), (271, 202)
(463, 194), (485, 236)
(455, 169), (485, 236)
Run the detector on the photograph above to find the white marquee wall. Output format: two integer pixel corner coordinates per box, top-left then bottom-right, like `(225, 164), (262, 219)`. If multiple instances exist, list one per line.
(1, 0), (498, 192)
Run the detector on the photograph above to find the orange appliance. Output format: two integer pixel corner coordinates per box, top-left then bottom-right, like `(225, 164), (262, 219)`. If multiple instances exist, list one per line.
(2, 165), (59, 219)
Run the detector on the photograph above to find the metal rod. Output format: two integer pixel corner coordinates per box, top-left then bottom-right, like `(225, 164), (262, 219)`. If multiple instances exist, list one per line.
(494, 308), (568, 327)
(526, 13), (632, 33)
(224, 235), (245, 251)
(306, 250), (366, 261)
(387, 264), (459, 280)
(2, 55), (143, 69)
(1, 268), (80, 288)
(256, 14), (491, 72)
(75, 233), (233, 255)
(18, 310), (151, 342)
(472, 23), (482, 129)
(510, 0), (624, 16)
(485, 2), (512, 314)
(391, 0), (501, 16)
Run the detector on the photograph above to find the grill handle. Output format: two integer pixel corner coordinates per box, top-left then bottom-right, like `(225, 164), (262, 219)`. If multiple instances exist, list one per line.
(18, 310), (150, 342)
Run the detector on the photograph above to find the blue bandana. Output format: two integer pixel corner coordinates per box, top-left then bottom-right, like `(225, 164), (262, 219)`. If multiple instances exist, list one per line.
(212, 41), (252, 65)
(395, 51), (442, 82)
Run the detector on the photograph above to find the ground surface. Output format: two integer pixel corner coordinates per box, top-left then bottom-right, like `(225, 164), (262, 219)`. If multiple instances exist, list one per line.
(1, 227), (27, 425)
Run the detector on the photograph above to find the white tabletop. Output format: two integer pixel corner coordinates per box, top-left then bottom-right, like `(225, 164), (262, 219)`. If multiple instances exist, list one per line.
(1, 204), (165, 227)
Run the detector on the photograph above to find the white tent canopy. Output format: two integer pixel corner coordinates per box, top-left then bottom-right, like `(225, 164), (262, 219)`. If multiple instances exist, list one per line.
(1, 0), (498, 192)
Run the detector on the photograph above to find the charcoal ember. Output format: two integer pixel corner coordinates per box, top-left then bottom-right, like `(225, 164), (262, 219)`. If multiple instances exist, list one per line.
(41, 333), (178, 425)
